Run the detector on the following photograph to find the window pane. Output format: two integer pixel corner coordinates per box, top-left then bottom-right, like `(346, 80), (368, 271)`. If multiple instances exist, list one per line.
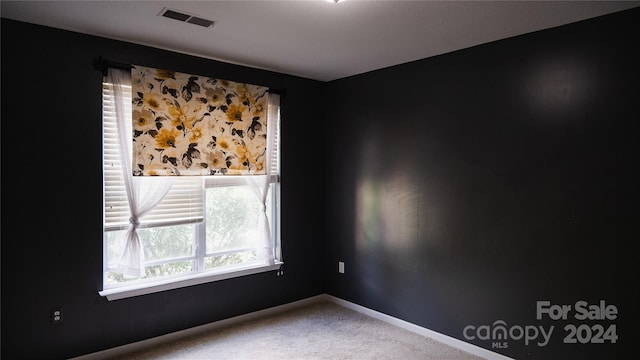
(105, 224), (195, 286)
(138, 224), (194, 261)
(105, 261), (195, 286)
(106, 230), (126, 268)
(144, 261), (194, 278)
(107, 226), (194, 267)
(204, 251), (258, 269)
(206, 186), (262, 253)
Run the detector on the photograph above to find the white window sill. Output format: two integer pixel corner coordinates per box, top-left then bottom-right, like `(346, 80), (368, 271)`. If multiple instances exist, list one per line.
(99, 262), (284, 301)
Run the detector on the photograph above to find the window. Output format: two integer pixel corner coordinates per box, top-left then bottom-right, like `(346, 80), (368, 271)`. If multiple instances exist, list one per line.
(100, 76), (282, 301)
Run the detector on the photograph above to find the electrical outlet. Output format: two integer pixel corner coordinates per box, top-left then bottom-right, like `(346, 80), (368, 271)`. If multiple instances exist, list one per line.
(338, 261), (345, 274)
(51, 308), (63, 324)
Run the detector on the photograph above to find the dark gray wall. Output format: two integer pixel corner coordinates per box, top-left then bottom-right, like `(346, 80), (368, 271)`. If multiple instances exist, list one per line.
(1, 19), (326, 359)
(325, 7), (639, 360)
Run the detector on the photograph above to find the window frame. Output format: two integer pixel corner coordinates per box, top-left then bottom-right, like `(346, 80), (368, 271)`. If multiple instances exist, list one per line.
(99, 80), (283, 301)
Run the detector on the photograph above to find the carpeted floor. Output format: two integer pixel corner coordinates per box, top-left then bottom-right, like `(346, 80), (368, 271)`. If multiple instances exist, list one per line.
(107, 300), (485, 360)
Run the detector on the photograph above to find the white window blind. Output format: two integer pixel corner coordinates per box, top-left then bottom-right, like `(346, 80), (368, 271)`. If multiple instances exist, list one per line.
(103, 83), (205, 231)
(266, 93), (281, 181)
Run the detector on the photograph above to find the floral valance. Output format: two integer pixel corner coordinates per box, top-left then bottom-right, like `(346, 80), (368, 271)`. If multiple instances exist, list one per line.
(131, 65), (269, 176)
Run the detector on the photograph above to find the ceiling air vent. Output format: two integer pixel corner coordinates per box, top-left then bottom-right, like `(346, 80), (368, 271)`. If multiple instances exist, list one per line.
(159, 7), (215, 28)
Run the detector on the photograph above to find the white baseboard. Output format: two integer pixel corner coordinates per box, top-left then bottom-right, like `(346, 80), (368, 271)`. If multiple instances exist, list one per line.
(323, 295), (514, 360)
(73, 293), (513, 360)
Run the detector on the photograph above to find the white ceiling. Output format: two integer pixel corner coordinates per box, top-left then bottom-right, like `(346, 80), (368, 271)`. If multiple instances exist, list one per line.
(2, 1), (639, 81)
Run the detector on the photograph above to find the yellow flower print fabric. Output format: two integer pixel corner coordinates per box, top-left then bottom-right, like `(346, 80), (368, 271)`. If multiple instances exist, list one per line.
(131, 65), (269, 176)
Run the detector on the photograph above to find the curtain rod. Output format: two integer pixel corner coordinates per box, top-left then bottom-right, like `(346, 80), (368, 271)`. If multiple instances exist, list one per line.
(93, 57), (287, 97)
(267, 88), (287, 97)
(93, 57), (131, 76)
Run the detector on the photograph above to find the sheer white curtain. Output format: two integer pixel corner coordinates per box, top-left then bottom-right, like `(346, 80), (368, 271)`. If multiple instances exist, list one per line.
(245, 175), (274, 265)
(107, 68), (174, 278)
(245, 93), (280, 265)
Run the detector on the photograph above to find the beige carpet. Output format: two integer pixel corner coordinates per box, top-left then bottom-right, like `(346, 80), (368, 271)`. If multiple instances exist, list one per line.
(107, 300), (485, 360)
